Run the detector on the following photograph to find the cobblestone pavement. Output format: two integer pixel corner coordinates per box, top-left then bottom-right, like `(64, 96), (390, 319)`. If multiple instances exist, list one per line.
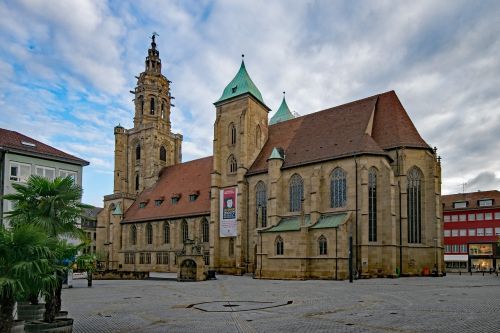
(63, 274), (500, 333)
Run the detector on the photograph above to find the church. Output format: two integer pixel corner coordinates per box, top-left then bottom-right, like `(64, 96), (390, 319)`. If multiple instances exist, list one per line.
(96, 37), (443, 280)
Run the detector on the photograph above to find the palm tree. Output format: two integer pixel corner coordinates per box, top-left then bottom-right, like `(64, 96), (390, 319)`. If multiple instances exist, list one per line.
(0, 224), (58, 333)
(3, 175), (89, 323)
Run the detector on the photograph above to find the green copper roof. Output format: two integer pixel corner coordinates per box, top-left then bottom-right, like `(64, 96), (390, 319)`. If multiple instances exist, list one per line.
(216, 60), (265, 105)
(270, 95), (294, 125)
(311, 213), (347, 229)
(263, 215), (311, 232)
(268, 147), (284, 160)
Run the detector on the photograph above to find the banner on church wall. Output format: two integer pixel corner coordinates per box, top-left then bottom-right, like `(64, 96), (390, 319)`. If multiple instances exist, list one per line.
(220, 187), (237, 237)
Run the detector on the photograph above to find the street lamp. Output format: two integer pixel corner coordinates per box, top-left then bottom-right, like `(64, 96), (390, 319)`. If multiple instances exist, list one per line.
(433, 237), (438, 276)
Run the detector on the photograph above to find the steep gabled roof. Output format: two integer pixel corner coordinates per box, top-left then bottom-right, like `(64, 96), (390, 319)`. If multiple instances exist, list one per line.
(0, 128), (89, 166)
(122, 156), (212, 223)
(248, 91), (430, 175)
(215, 60), (266, 106)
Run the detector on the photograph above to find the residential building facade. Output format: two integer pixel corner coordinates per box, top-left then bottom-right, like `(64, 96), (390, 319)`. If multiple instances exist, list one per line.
(442, 191), (500, 272)
(96, 37), (443, 279)
(0, 128), (89, 227)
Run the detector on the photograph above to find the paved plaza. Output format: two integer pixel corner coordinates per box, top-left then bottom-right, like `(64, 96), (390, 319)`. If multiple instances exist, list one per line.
(63, 274), (500, 333)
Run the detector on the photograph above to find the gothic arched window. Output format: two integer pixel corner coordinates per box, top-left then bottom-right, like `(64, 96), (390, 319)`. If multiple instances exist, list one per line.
(201, 218), (209, 243)
(135, 174), (139, 191)
(228, 155), (237, 174)
(256, 125), (262, 148)
(330, 168), (347, 208)
(130, 225), (137, 245)
(160, 146), (167, 162)
(368, 167), (377, 242)
(163, 222), (170, 244)
(135, 145), (141, 160)
(256, 181), (267, 227)
(150, 97), (155, 115)
(289, 174), (303, 212)
(319, 235), (327, 255)
(181, 220), (189, 243)
(161, 100), (166, 119)
(229, 123), (236, 145)
(146, 223), (153, 245)
(407, 167), (423, 244)
(139, 96), (144, 114)
(275, 236), (284, 255)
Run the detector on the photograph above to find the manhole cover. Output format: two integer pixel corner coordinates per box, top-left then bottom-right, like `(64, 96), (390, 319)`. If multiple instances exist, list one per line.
(188, 300), (293, 312)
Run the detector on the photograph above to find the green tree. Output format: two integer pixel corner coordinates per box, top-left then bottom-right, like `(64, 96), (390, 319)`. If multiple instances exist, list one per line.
(0, 224), (58, 333)
(3, 175), (89, 323)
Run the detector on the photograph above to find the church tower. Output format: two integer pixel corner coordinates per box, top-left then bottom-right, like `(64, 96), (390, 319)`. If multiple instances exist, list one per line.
(114, 34), (183, 195)
(210, 57), (270, 274)
(98, 35), (182, 270)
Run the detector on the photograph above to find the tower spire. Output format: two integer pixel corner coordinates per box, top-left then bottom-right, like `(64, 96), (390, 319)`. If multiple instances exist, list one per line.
(145, 33), (161, 73)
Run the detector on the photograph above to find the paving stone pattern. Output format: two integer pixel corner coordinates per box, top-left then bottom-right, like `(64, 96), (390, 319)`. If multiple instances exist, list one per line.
(63, 274), (500, 333)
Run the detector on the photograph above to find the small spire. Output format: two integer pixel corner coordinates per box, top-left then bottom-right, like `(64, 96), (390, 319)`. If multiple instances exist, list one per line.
(151, 32), (159, 49)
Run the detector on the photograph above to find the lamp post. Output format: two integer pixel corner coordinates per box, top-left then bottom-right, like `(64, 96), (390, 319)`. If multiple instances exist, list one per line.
(433, 237), (438, 276)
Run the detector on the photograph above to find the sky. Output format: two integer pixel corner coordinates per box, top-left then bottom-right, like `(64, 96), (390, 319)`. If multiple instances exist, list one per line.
(1, 0), (500, 207)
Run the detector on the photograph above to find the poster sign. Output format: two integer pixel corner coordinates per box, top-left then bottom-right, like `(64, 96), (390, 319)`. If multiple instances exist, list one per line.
(220, 187), (237, 237)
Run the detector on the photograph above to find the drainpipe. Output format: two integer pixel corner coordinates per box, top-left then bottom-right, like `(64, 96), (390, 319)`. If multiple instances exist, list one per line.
(335, 227), (338, 280)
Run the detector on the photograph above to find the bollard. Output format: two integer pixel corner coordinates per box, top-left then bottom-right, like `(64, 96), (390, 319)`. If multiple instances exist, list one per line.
(459, 271), (461, 275)
(482, 271), (484, 276)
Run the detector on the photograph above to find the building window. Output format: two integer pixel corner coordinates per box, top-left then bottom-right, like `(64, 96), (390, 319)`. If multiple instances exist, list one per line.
(35, 166), (55, 181)
(451, 229), (458, 237)
(229, 237), (235, 256)
(444, 245), (450, 253)
(189, 194), (198, 201)
(453, 201), (467, 208)
(204, 252), (210, 265)
(156, 252), (169, 265)
(229, 123), (236, 145)
(444, 216), (450, 222)
(131, 225), (137, 245)
(494, 212), (500, 220)
(476, 213), (484, 220)
(155, 199), (163, 206)
(478, 199), (493, 207)
(330, 167), (347, 208)
(145, 252), (151, 264)
(407, 167), (422, 244)
(460, 244), (467, 253)
(289, 174), (303, 212)
(182, 220), (189, 243)
(485, 228), (493, 236)
(368, 168), (377, 242)
(444, 230), (450, 237)
(459, 229), (466, 236)
(135, 174), (140, 191)
(485, 213), (492, 220)
(59, 169), (77, 181)
(150, 97), (155, 115)
(201, 218), (209, 243)
(468, 214), (476, 221)
(468, 229), (476, 236)
(161, 101), (166, 119)
(139, 202), (147, 208)
(318, 236), (327, 255)
(452, 245), (459, 253)
(459, 214), (466, 222)
(451, 215), (458, 222)
(160, 146), (167, 162)
(136, 145), (141, 160)
(163, 222), (170, 244)
(9, 162), (31, 182)
(477, 228), (484, 236)
(275, 236), (284, 255)
(139, 252), (145, 264)
(495, 227), (500, 236)
(125, 253), (135, 264)
(171, 196), (180, 204)
(228, 155), (237, 174)
(146, 223), (153, 245)
(256, 181), (267, 227)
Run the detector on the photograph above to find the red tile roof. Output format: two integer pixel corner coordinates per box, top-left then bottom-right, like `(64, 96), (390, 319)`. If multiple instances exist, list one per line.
(122, 156), (213, 223)
(442, 190), (500, 211)
(248, 91), (430, 174)
(0, 128), (89, 165)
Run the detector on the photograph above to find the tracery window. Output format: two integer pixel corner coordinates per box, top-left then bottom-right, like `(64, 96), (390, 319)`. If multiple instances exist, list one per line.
(407, 167), (423, 243)
(136, 144), (141, 160)
(330, 168), (347, 208)
(275, 236), (284, 255)
(146, 223), (153, 245)
(256, 181), (267, 227)
(161, 100), (166, 119)
(368, 167), (377, 242)
(319, 235), (327, 255)
(150, 97), (155, 115)
(160, 146), (167, 162)
(228, 155), (237, 174)
(182, 220), (189, 243)
(135, 174), (139, 191)
(130, 225), (137, 245)
(289, 174), (303, 212)
(201, 218), (209, 243)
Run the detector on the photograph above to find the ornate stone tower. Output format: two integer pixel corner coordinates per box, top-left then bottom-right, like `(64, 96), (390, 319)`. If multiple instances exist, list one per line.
(210, 58), (270, 274)
(114, 34), (183, 195)
(97, 35), (182, 270)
